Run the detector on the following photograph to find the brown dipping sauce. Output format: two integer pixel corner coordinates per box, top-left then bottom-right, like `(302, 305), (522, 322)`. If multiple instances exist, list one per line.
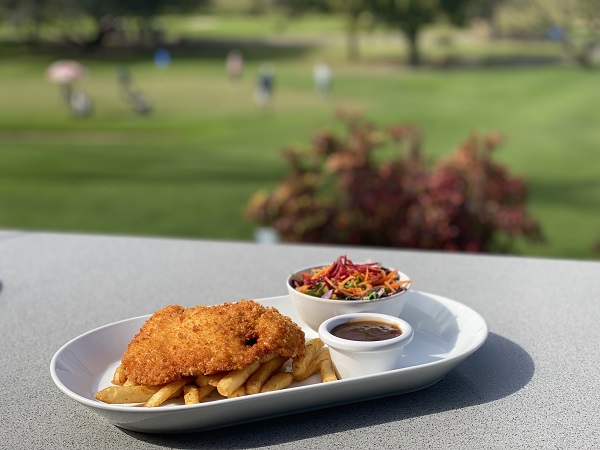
(331, 320), (402, 342)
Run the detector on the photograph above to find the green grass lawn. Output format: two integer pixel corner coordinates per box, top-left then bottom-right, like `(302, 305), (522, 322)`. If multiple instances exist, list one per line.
(0, 15), (599, 260)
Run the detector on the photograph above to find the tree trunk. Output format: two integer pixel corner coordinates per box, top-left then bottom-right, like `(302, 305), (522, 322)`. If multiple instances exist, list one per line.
(346, 15), (360, 61)
(82, 16), (114, 52)
(405, 28), (421, 66)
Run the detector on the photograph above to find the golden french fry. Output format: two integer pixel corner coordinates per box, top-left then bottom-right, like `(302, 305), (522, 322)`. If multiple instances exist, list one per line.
(292, 338), (324, 377)
(260, 372), (293, 393)
(183, 385), (200, 405)
(246, 356), (288, 394)
(97, 341), (340, 407)
(320, 359), (337, 382)
(145, 379), (189, 407)
(195, 374), (211, 387)
(95, 385), (161, 404)
(228, 385), (247, 398)
(197, 384), (216, 401)
(217, 361), (260, 397)
(294, 348), (331, 382)
(207, 372), (226, 387)
(112, 365), (127, 385)
(293, 361), (321, 382)
(309, 348), (331, 367)
(259, 354), (277, 363)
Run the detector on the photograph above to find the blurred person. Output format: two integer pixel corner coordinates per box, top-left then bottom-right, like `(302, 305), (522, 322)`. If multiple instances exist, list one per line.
(225, 49), (244, 81)
(116, 65), (152, 115)
(313, 62), (332, 98)
(154, 48), (171, 69)
(547, 25), (565, 42)
(46, 60), (93, 117)
(62, 85), (93, 117)
(254, 63), (275, 108)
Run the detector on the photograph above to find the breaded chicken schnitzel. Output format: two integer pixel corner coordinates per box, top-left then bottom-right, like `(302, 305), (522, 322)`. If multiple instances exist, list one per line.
(121, 300), (305, 386)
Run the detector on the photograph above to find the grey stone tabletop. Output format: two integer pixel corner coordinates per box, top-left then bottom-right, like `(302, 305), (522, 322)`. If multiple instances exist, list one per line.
(1, 231), (599, 449)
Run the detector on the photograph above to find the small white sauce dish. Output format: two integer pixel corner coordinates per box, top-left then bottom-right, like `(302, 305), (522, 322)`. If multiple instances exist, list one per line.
(318, 313), (414, 379)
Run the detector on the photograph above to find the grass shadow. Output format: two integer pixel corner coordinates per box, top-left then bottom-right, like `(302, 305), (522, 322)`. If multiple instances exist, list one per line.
(0, 37), (319, 64)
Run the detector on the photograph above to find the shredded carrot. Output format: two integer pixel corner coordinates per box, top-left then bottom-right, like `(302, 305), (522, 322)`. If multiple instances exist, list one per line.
(291, 255), (410, 300)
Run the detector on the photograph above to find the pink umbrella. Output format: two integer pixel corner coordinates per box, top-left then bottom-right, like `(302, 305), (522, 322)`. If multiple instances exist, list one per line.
(46, 60), (87, 84)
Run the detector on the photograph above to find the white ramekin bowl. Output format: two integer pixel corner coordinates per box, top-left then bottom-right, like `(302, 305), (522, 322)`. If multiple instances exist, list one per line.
(287, 266), (410, 332)
(318, 312), (414, 379)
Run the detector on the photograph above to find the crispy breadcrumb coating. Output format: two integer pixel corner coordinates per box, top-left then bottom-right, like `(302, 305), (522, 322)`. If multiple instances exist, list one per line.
(121, 300), (305, 386)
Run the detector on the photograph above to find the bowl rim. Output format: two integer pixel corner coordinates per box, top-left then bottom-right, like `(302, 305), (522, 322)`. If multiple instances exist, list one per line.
(287, 264), (411, 304)
(318, 312), (414, 351)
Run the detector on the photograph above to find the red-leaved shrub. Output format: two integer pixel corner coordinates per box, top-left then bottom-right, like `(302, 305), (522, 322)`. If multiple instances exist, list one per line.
(245, 110), (543, 253)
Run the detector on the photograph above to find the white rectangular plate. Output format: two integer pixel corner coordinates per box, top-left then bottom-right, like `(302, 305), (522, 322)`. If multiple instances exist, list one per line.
(50, 291), (487, 433)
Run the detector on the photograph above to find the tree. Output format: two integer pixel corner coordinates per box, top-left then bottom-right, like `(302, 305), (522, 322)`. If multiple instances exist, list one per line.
(533, 0), (600, 68)
(274, 0), (374, 60)
(329, 0), (374, 61)
(0, 0), (71, 43)
(368, 0), (474, 66)
(74, 0), (204, 50)
(0, 0), (205, 49)
(472, 0), (506, 39)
